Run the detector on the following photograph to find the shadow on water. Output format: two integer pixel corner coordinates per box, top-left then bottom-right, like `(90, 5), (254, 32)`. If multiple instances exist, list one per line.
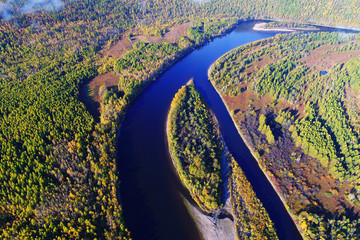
(116, 21), (304, 240)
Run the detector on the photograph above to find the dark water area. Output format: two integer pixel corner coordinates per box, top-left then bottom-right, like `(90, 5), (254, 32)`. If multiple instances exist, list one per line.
(321, 71), (328, 75)
(78, 84), (100, 121)
(310, 23), (360, 33)
(117, 21), (302, 240)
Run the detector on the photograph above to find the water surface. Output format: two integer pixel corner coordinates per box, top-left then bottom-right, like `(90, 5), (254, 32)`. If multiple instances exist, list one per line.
(117, 21), (302, 240)
(321, 71), (328, 75)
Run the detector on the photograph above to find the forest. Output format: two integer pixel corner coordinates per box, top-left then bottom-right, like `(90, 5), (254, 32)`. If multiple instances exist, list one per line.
(228, 154), (278, 240)
(0, 0), (239, 238)
(1, 0), (360, 238)
(209, 32), (360, 239)
(167, 83), (278, 239)
(167, 83), (223, 213)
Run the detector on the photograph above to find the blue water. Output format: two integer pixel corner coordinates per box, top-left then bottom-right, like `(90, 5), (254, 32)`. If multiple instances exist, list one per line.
(117, 21), (302, 240)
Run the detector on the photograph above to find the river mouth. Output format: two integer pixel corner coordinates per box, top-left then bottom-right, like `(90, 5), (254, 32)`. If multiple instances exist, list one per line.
(116, 21), (301, 240)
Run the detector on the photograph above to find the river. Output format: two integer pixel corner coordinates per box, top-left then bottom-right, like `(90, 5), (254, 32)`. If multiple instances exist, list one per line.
(117, 21), (302, 240)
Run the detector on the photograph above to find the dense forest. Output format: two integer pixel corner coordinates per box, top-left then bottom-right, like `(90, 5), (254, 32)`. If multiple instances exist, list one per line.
(2, 0), (360, 238)
(0, 54), (131, 238)
(167, 83), (223, 212)
(209, 32), (360, 239)
(0, 0), (239, 238)
(167, 83), (278, 239)
(228, 154), (278, 240)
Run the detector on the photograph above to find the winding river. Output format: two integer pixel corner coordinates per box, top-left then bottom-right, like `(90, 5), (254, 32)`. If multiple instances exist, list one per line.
(117, 21), (302, 240)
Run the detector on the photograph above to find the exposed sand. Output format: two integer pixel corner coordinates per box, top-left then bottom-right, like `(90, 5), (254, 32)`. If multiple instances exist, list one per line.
(185, 197), (236, 240)
(253, 22), (320, 32)
(253, 22), (295, 32)
(166, 84), (236, 240)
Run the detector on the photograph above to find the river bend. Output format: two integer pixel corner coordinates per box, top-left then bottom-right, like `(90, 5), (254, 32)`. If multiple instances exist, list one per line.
(117, 21), (302, 240)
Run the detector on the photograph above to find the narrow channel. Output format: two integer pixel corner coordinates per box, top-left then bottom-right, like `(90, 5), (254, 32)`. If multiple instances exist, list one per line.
(117, 21), (301, 240)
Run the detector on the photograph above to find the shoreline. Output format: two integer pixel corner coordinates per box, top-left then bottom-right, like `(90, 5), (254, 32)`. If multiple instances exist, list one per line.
(108, 20), (242, 239)
(165, 98), (207, 212)
(184, 196), (236, 240)
(165, 85), (236, 240)
(83, 19), (241, 124)
(207, 61), (305, 239)
(253, 22), (320, 32)
(82, 19), (360, 239)
(253, 22), (295, 32)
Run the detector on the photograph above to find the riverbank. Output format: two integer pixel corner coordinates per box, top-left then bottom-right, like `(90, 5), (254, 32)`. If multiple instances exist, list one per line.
(116, 21), (303, 239)
(184, 197), (236, 240)
(166, 84), (237, 240)
(253, 22), (319, 32)
(253, 22), (295, 32)
(77, 19), (245, 240)
(82, 19), (241, 124)
(166, 82), (224, 212)
(207, 61), (305, 239)
(166, 81), (279, 239)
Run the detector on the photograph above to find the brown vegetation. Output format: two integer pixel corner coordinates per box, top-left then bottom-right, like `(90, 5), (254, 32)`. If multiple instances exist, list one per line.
(164, 22), (192, 43)
(210, 32), (360, 238)
(88, 73), (120, 104)
(105, 38), (133, 59)
(299, 44), (360, 71)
